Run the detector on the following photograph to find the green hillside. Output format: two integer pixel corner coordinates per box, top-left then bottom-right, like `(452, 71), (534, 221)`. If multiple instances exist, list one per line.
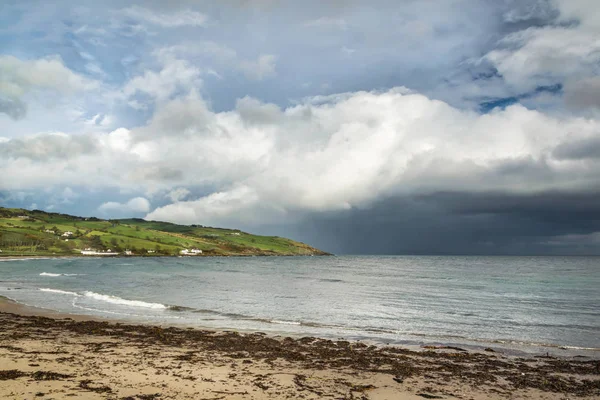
(0, 207), (329, 257)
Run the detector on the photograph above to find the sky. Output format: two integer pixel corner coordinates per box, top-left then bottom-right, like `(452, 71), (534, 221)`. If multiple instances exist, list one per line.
(1, 0), (600, 255)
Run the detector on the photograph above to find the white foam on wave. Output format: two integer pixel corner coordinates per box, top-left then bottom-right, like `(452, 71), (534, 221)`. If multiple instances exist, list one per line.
(39, 288), (80, 296)
(270, 319), (301, 325)
(40, 272), (82, 277)
(83, 291), (167, 309)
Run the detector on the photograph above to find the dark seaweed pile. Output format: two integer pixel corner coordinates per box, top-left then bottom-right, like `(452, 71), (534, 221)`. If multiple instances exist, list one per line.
(1, 312), (599, 397)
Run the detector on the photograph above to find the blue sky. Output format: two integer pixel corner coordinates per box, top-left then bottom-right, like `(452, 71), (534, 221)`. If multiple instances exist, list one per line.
(1, 0), (600, 254)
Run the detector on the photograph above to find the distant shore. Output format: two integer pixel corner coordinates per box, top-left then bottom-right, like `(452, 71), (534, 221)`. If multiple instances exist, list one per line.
(0, 253), (332, 260)
(0, 297), (598, 399)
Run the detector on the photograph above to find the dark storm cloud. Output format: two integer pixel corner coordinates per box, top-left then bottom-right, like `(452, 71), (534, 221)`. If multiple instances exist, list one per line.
(286, 192), (600, 255)
(418, 190), (600, 220)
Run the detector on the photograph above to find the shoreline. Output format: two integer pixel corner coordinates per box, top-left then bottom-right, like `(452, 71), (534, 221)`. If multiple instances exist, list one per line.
(2, 290), (598, 360)
(1, 299), (599, 399)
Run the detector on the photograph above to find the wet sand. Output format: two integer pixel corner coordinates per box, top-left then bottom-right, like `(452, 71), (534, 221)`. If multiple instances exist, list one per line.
(0, 299), (598, 399)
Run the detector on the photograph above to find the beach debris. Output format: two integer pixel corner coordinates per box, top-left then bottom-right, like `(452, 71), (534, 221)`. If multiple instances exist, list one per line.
(31, 371), (72, 380)
(293, 374), (324, 396)
(417, 393), (444, 399)
(0, 370), (27, 380)
(422, 345), (467, 352)
(1, 312), (599, 398)
(79, 379), (113, 393)
(351, 384), (376, 392)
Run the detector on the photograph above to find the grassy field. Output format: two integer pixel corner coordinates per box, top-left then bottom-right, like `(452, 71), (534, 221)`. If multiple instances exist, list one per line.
(0, 207), (329, 257)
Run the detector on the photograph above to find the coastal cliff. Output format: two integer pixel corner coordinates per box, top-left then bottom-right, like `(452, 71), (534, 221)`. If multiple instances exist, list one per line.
(0, 207), (329, 257)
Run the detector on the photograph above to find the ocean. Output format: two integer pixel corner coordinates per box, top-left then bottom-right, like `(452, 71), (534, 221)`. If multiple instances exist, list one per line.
(0, 255), (598, 357)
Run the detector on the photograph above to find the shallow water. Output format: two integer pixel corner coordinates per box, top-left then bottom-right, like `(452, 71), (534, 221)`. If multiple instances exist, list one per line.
(1, 255), (598, 357)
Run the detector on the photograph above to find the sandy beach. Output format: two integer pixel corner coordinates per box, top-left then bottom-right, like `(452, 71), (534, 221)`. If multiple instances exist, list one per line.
(0, 298), (598, 400)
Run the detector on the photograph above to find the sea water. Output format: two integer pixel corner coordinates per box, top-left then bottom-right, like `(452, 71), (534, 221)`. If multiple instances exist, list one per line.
(0, 255), (598, 357)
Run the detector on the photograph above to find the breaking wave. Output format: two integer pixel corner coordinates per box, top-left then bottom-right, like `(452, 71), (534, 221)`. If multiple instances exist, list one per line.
(39, 288), (80, 296)
(82, 291), (167, 309)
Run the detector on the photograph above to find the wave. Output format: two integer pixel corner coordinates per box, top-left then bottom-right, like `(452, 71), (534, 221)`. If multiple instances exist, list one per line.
(39, 288), (168, 310)
(40, 272), (82, 277)
(487, 338), (600, 351)
(83, 291), (167, 309)
(270, 319), (301, 325)
(167, 305), (196, 312)
(39, 288), (80, 296)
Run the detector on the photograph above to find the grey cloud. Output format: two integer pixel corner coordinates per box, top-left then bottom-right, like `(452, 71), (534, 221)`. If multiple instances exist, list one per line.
(0, 97), (27, 120)
(417, 190), (600, 222)
(143, 166), (184, 181)
(502, 0), (557, 24)
(239, 54), (277, 81)
(553, 136), (600, 160)
(133, 93), (213, 142)
(236, 96), (282, 125)
(0, 55), (97, 120)
(287, 191), (600, 255)
(0, 134), (99, 161)
(564, 77), (600, 111)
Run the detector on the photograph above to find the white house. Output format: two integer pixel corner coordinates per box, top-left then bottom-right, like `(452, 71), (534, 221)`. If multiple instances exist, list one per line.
(62, 231), (73, 237)
(81, 248), (119, 256)
(45, 229), (55, 234)
(124, 250), (133, 255)
(180, 249), (203, 255)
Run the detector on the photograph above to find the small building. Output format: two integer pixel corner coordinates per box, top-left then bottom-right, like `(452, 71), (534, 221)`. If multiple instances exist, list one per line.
(81, 248), (119, 256)
(180, 248), (202, 255)
(45, 229), (55, 234)
(81, 249), (98, 255)
(62, 231), (73, 237)
(124, 250), (133, 255)
(147, 250), (155, 254)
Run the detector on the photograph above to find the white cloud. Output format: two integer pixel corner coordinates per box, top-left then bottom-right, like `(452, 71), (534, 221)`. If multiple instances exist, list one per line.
(166, 188), (191, 202)
(485, 26), (600, 91)
(98, 197), (151, 213)
(121, 6), (208, 28)
(122, 58), (202, 105)
(239, 54), (277, 81)
(2, 87), (599, 226)
(155, 44), (278, 82)
(484, 0), (600, 92)
(0, 55), (97, 119)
